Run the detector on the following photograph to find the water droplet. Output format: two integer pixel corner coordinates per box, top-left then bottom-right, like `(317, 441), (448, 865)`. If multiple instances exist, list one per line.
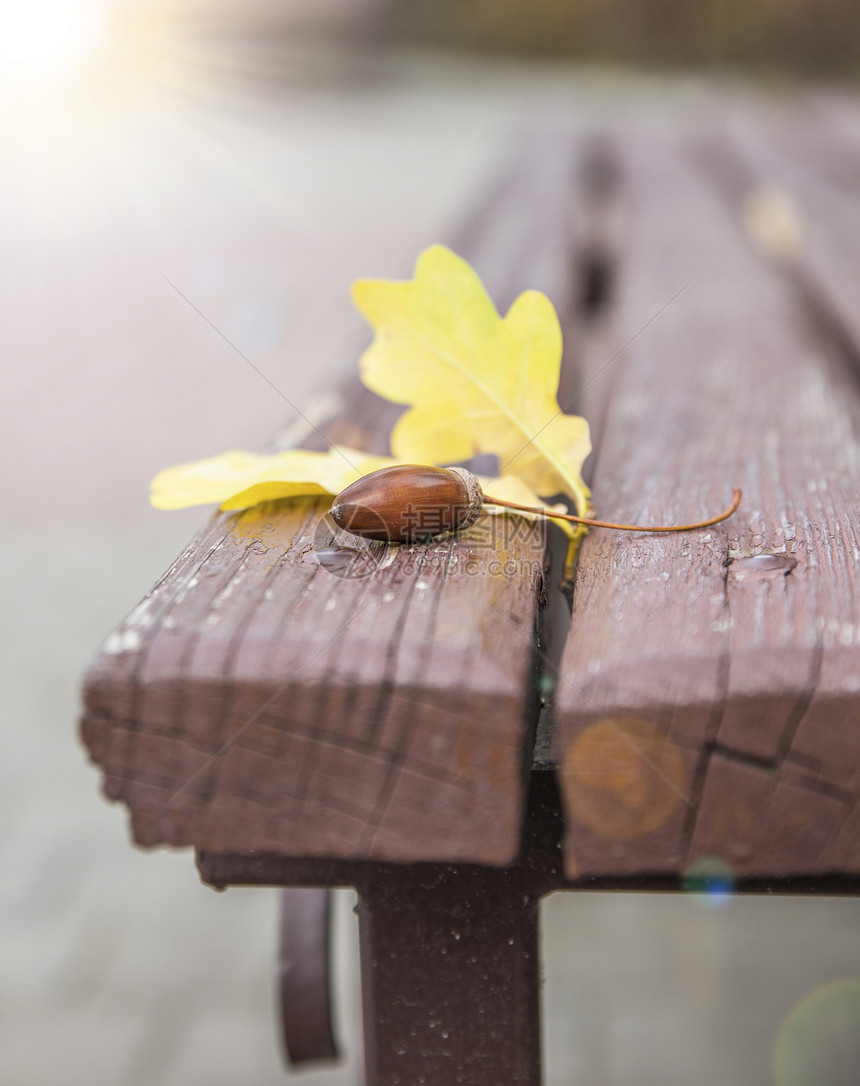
(729, 554), (797, 581)
(304, 546), (381, 579)
(102, 628), (142, 654)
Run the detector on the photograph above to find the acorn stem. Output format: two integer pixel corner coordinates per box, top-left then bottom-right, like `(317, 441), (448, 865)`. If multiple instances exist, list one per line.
(482, 488), (743, 533)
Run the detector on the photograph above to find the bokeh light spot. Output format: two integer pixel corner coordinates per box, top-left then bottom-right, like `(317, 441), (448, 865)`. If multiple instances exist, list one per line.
(773, 977), (860, 1086)
(741, 184), (805, 262)
(682, 855), (736, 908)
(561, 717), (687, 840)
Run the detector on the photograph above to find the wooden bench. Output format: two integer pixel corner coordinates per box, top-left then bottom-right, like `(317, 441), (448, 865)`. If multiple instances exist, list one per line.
(80, 102), (860, 1085)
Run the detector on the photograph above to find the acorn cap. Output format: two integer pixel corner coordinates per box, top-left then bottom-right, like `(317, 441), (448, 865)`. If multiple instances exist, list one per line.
(446, 467), (483, 531)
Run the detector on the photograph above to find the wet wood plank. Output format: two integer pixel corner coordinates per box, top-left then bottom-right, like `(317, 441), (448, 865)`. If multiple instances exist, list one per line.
(553, 128), (860, 881)
(81, 107), (860, 885)
(80, 127), (582, 866)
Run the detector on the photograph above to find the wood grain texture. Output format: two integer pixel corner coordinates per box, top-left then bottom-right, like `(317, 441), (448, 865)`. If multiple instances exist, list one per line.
(198, 767), (860, 894)
(553, 129), (860, 881)
(80, 128), (583, 866)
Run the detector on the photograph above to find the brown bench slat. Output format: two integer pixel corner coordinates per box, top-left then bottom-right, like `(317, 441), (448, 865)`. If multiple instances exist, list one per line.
(724, 99), (860, 364)
(552, 130), (860, 881)
(80, 127), (583, 867)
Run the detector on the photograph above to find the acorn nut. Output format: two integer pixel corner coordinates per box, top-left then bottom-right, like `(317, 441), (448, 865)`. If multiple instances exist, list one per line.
(331, 465), (483, 543)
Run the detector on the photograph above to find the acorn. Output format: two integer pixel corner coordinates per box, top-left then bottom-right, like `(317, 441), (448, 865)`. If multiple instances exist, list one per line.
(331, 465), (742, 544)
(331, 465), (483, 543)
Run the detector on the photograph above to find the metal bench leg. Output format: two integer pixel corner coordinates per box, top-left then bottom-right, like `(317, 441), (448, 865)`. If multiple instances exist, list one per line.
(278, 887), (339, 1067)
(356, 864), (542, 1086)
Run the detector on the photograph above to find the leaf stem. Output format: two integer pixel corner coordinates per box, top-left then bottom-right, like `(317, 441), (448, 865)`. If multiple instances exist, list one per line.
(482, 488), (742, 533)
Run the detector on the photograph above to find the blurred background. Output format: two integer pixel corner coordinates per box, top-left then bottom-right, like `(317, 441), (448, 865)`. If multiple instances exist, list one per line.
(3, 2), (860, 1084)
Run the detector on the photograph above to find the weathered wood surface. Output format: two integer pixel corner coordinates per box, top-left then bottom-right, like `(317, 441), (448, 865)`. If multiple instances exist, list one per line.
(80, 128), (582, 866)
(552, 124), (860, 881)
(81, 106), (860, 885)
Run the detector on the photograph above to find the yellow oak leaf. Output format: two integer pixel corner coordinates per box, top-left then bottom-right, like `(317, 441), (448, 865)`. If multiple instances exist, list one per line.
(150, 447), (397, 511)
(352, 244), (592, 517)
(150, 445), (579, 540)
